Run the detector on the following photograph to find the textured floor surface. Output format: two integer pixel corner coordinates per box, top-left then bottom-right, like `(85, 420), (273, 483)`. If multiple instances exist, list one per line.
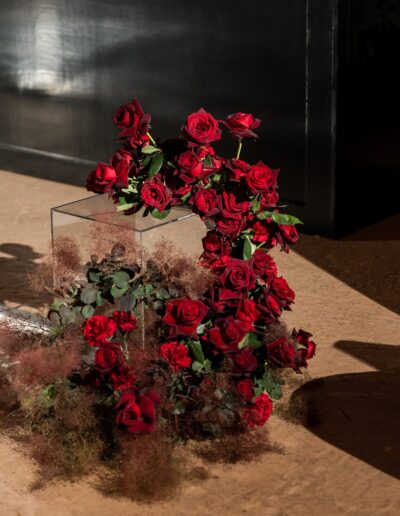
(0, 169), (399, 516)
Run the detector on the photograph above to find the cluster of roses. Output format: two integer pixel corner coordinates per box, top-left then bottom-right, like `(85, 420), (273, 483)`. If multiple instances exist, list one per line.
(83, 311), (160, 433)
(86, 98), (316, 433)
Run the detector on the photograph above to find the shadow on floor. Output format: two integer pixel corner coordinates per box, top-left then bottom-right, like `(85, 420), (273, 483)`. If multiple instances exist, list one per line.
(295, 213), (400, 314)
(289, 340), (400, 479)
(0, 243), (51, 309)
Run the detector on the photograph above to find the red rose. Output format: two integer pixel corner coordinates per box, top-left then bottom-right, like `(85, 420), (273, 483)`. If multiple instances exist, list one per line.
(226, 159), (251, 182)
(113, 98), (151, 147)
(233, 347), (258, 373)
(111, 148), (135, 188)
(177, 151), (205, 183)
(246, 161), (279, 193)
(86, 162), (117, 194)
(242, 393), (273, 428)
(271, 277), (295, 307)
(83, 315), (117, 346)
(236, 379), (254, 402)
(182, 108), (221, 145)
(261, 190), (279, 208)
(95, 343), (122, 373)
(116, 388), (160, 434)
(218, 191), (250, 220)
(266, 338), (296, 368)
(293, 329), (317, 369)
(256, 290), (282, 323)
(216, 217), (245, 238)
(160, 341), (192, 371)
(108, 366), (136, 392)
(192, 188), (219, 217)
(163, 298), (208, 337)
(251, 249), (277, 278)
(112, 311), (137, 333)
(223, 112), (261, 140)
(219, 257), (256, 291)
(208, 316), (247, 353)
(251, 220), (278, 246)
(236, 298), (259, 328)
(279, 224), (299, 244)
(202, 231), (231, 260)
(140, 178), (172, 212)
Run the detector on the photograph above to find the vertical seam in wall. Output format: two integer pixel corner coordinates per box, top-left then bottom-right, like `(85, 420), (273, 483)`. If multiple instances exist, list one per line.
(330, 0), (338, 233)
(304, 0), (310, 206)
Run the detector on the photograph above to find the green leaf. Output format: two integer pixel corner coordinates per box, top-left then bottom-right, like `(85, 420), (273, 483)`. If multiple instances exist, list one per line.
(151, 207), (171, 220)
(155, 287), (170, 300)
(141, 145), (161, 155)
(59, 305), (76, 325)
(145, 283), (155, 297)
(88, 269), (102, 283)
(111, 285), (128, 299)
(181, 191), (191, 203)
(242, 233), (256, 260)
(256, 210), (274, 220)
(50, 299), (64, 311)
(82, 305), (95, 319)
(120, 292), (136, 312)
(189, 341), (205, 364)
(80, 286), (97, 305)
(116, 202), (135, 212)
(254, 370), (283, 400)
(271, 212), (303, 225)
(96, 291), (105, 307)
(238, 331), (263, 350)
(192, 360), (205, 373)
(251, 197), (261, 213)
(148, 152), (163, 177)
(196, 323), (206, 335)
(113, 271), (131, 288)
(203, 155), (213, 168)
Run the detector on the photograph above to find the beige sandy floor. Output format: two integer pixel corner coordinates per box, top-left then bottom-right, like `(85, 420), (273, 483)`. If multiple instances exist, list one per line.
(0, 169), (399, 515)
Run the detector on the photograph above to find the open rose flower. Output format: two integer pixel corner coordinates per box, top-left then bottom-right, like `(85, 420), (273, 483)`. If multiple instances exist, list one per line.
(163, 298), (208, 337)
(236, 298), (259, 328)
(223, 112), (261, 140)
(182, 108), (221, 145)
(261, 190), (279, 208)
(86, 162), (117, 194)
(160, 341), (192, 371)
(208, 316), (247, 353)
(293, 329), (317, 369)
(226, 159), (251, 181)
(108, 366), (136, 392)
(251, 219), (279, 247)
(242, 393), (273, 428)
(251, 249), (277, 279)
(271, 277), (295, 307)
(95, 343), (122, 373)
(177, 151), (205, 183)
(246, 162), (279, 193)
(191, 188), (219, 217)
(112, 311), (137, 332)
(233, 347), (258, 373)
(202, 231), (231, 261)
(218, 190), (250, 220)
(216, 217), (245, 238)
(83, 315), (117, 346)
(236, 379), (254, 402)
(116, 388), (160, 434)
(140, 178), (172, 212)
(113, 97), (151, 146)
(256, 290), (282, 323)
(219, 257), (256, 292)
(266, 338), (296, 368)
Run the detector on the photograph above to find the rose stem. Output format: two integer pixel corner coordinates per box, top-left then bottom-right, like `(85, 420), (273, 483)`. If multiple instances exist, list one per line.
(236, 140), (243, 160)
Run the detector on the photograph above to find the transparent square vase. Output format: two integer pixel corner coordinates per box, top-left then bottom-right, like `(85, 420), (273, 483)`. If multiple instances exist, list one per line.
(51, 194), (207, 346)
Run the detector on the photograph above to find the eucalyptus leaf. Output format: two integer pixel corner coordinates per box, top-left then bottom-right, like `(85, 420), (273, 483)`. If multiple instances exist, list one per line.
(113, 271), (131, 288)
(111, 285), (128, 299)
(155, 287), (170, 300)
(120, 292), (137, 312)
(80, 286), (97, 305)
(82, 305), (95, 319)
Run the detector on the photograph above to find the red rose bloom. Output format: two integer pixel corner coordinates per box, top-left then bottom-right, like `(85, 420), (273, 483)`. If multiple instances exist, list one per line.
(113, 97), (151, 146)
(233, 347), (258, 373)
(236, 379), (254, 402)
(261, 190), (279, 208)
(116, 388), (160, 434)
(108, 366), (136, 392)
(219, 257), (256, 291)
(208, 316), (247, 353)
(163, 298), (208, 337)
(95, 343), (122, 373)
(226, 159), (251, 181)
(83, 315), (117, 346)
(218, 190), (250, 220)
(242, 393), (273, 428)
(86, 162), (117, 194)
(271, 277), (295, 307)
(251, 219), (278, 247)
(279, 224), (299, 244)
(111, 148), (135, 188)
(192, 188), (219, 217)
(112, 311), (137, 332)
(236, 298), (259, 328)
(177, 151), (206, 183)
(293, 329), (317, 369)
(160, 341), (192, 371)
(140, 178), (172, 212)
(266, 338), (296, 368)
(251, 249), (277, 278)
(216, 217), (245, 238)
(223, 112), (261, 140)
(182, 108), (221, 144)
(246, 161), (279, 193)
(202, 231), (231, 260)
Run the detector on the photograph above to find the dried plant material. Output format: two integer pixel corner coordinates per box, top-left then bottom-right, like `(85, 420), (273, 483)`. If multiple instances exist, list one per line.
(52, 236), (82, 273)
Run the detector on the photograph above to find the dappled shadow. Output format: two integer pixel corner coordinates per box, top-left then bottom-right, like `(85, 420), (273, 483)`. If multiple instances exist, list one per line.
(289, 340), (400, 479)
(0, 243), (51, 309)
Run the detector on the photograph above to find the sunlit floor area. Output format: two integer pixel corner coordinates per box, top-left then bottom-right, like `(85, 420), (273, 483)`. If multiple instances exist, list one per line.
(1, 169), (399, 516)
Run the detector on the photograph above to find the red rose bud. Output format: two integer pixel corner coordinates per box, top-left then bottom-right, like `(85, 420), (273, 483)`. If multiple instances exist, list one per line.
(223, 112), (261, 140)
(95, 343), (122, 373)
(208, 316), (247, 353)
(236, 378), (254, 402)
(112, 311), (137, 333)
(86, 162), (117, 194)
(116, 388), (160, 434)
(83, 315), (117, 347)
(111, 148), (135, 188)
(163, 298), (208, 337)
(241, 393), (273, 428)
(140, 178), (172, 212)
(292, 329), (317, 369)
(113, 97), (151, 147)
(260, 190), (279, 208)
(279, 224), (299, 244)
(182, 108), (221, 145)
(246, 161), (279, 193)
(160, 341), (192, 371)
(265, 338), (296, 368)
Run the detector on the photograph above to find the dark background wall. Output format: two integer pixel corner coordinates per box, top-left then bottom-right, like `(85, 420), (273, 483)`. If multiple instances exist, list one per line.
(0, 0), (398, 237)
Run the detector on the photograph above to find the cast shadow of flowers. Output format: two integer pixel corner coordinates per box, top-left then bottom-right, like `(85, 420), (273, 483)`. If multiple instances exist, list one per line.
(289, 340), (400, 479)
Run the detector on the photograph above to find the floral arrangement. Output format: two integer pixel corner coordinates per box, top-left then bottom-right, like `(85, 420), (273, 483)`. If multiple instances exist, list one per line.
(0, 98), (316, 498)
